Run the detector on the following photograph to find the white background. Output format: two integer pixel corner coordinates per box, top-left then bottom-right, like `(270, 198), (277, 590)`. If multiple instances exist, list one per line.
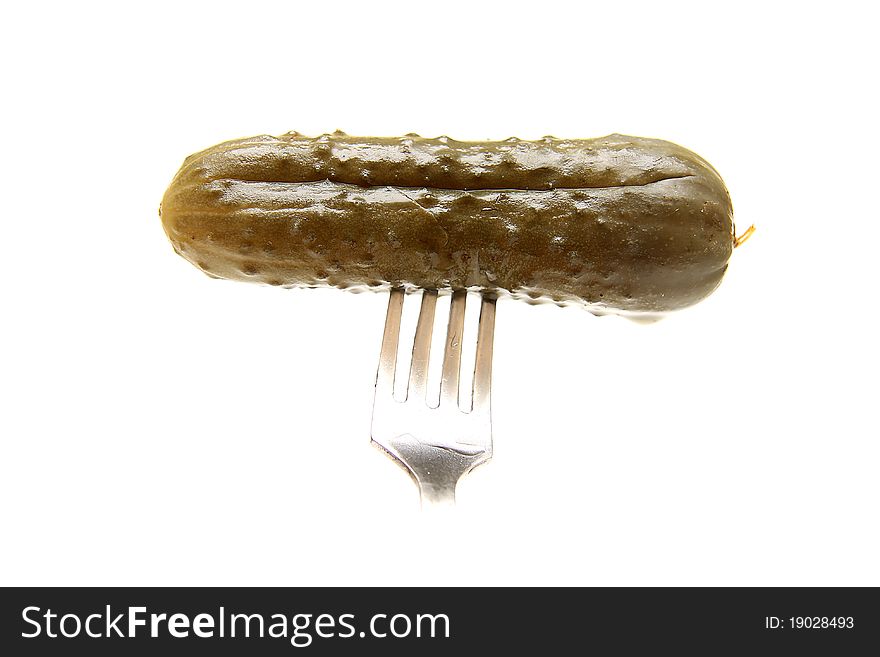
(2, 1), (877, 586)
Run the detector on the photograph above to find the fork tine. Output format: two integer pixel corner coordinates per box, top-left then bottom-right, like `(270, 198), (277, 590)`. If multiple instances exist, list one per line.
(408, 289), (438, 402)
(376, 287), (405, 398)
(440, 290), (467, 407)
(471, 295), (496, 414)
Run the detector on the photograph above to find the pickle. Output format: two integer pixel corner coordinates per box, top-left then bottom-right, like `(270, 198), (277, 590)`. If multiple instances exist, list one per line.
(160, 132), (734, 315)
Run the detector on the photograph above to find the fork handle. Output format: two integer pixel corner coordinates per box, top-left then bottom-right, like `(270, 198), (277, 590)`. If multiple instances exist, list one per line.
(419, 481), (457, 508)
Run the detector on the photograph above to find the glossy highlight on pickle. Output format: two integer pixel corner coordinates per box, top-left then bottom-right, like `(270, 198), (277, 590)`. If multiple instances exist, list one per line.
(160, 131), (734, 315)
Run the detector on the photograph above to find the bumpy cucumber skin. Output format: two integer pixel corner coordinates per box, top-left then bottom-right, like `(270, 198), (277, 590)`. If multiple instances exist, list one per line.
(160, 132), (733, 315)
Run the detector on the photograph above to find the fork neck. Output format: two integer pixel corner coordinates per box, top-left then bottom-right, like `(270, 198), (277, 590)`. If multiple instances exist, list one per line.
(419, 481), (457, 509)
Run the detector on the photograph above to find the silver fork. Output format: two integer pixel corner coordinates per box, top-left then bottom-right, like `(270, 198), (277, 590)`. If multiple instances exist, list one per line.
(371, 288), (496, 508)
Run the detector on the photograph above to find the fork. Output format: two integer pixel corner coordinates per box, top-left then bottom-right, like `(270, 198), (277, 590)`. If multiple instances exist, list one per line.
(371, 288), (496, 508)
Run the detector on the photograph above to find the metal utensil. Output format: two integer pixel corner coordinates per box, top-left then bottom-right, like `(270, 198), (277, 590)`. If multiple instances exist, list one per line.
(371, 288), (496, 508)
